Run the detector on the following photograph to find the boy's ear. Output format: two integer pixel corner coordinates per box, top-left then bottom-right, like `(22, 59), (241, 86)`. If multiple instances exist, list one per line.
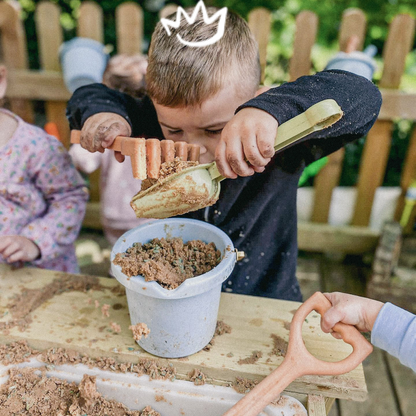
(0, 65), (7, 99)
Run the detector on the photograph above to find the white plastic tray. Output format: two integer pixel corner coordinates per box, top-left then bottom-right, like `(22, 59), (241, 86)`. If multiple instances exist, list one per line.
(0, 359), (307, 415)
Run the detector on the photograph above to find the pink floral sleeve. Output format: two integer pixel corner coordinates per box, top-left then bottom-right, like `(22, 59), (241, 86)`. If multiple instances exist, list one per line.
(19, 138), (89, 264)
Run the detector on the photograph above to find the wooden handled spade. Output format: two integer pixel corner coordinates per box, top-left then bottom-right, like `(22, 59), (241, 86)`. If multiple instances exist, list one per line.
(222, 291), (373, 416)
(70, 131), (200, 180)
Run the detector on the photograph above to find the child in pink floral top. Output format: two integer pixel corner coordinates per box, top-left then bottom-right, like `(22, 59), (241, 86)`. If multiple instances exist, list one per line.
(0, 64), (88, 272)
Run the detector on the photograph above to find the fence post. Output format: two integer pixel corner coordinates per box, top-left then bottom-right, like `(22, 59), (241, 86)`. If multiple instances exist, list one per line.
(311, 8), (366, 224)
(0, 1), (34, 123)
(116, 2), (143, 55)
(394, 126), (416, 230)
(76, 1), (104, 205)
(248, 8), (272, 84)
(35, 1), (69, 147)
(78, 1), (104, 42)
(352, 14), (415, 226)
(288, 10), (318, 82)
(338, 8), (366, 52)
(159, 3), (178, 19)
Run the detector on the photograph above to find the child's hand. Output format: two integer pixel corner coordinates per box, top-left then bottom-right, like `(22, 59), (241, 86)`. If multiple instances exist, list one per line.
(215, 108), (277, 178)
(321, 292), (384, 338)
(80, 113), (132, 162)
(0, 236), (41, 263)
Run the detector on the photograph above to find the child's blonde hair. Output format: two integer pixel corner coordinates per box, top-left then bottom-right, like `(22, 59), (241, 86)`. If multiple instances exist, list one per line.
(146, 7), (260, 107)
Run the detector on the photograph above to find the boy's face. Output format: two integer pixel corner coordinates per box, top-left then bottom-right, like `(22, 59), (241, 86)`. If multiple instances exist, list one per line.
(154, 82), (255, 164)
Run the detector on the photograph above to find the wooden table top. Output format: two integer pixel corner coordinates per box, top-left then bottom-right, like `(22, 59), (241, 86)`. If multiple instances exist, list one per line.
(0, 265), (368, 403)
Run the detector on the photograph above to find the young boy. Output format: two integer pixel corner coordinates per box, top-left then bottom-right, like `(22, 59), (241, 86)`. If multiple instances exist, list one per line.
(66, 7), (382, 301)
(322, 292), (416, 372)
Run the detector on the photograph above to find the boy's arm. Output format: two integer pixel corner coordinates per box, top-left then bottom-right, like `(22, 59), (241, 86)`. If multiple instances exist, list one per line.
(237, 70), (382, 163)
(66, 83), (163, 152)
(20, 136), (89, 264)
(371, 303), (416, 372)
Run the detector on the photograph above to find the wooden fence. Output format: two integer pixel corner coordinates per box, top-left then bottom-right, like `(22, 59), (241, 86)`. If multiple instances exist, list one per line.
(1, 1), (416, 254)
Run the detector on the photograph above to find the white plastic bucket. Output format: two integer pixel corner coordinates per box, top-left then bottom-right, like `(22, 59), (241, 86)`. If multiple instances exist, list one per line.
(111, 219), (237, 358)
(325, 47), (377, 80)
(59, 37), (109, 93)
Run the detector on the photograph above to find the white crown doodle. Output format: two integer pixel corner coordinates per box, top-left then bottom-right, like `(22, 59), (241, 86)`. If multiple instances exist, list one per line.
(160, 0), (228, 47)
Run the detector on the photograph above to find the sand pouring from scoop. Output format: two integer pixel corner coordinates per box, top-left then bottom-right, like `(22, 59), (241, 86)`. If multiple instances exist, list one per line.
(222, 291), (373, 416)
(131, 99), (344, 219)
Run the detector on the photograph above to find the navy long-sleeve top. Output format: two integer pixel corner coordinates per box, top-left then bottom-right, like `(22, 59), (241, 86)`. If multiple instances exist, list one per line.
(67, 70), (382, 301)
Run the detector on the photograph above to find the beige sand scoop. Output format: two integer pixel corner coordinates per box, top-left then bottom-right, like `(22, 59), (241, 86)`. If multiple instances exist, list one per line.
(223, 291), (373, 416)
(131, 99), (344, 219)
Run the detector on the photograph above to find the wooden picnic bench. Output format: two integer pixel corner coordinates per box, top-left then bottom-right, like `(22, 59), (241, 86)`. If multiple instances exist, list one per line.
(0, 264), (370, 416)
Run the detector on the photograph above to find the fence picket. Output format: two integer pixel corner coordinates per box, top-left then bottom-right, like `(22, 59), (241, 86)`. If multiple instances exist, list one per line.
(352, 14), (415, 226)
(288, 11), (318, 82)
(78, 1), (104, 42)
(311, 149), (346, 223)
(76, 2), (104, 204)
(35, 1), (69, 146)
(116, 2), (143, 55)
(311, 8), (366, 223)
(338, 8), (366, 52)
(159, 4), (178, 19)
(394, 126), (416, 231)
(248, 8), (271, 84)
(0, 1), (34, 123)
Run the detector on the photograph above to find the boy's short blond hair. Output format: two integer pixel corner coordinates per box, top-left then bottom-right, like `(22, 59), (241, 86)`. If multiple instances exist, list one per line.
(146, 7), (260, 107)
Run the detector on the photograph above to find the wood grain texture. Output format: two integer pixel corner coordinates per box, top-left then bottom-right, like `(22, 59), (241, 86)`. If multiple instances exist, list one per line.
(289, 11), (318, 82)
(116, 2), (143, 55)
(394, 126), (416, 223)
(351, 120), (394, 226)
(35, 1), (69, 146)
(307, 395), (327, 416)
(311, 149), (345, 223)
(248, 8), (272, 83)
(297, 222), (380, 254)
(339, 349), (400, 416)
(352, 14), (415, 227)
(338, 8), (366, 52)
(0, 1), (34, 123)
(311, 9), (366, 224)
(379, 89), (416, 121)
(385, 354), (416, 416)
(0, 265), (368, 403)
(159, 3), (178, 19)
(78, 1), (104, 42)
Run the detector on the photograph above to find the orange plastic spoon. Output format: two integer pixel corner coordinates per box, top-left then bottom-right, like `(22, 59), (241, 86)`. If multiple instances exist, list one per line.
(223, 291), (373, 416)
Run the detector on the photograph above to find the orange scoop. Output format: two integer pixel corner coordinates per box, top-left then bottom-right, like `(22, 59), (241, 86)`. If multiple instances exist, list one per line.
(223, 291), (373, 416)
(70, 130), (200, 180)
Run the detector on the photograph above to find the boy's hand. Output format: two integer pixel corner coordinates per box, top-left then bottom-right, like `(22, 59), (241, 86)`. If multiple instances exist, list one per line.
(80, 113), (131, 162)
(321, 292), (384, 338)
(0, 236), (40, 263)
(215, 108), (277, 178)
